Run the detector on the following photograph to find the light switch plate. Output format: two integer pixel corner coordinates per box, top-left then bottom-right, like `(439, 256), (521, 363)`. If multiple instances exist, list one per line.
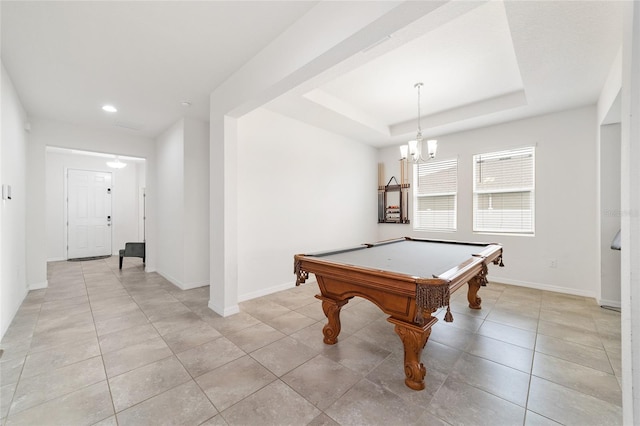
(2, 184), (12, 200)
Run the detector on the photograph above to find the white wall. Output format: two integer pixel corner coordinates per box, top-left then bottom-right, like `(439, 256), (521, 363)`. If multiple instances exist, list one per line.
(1, 63), (28, 339)
(599, 123), (621, 305)
(597, 47), (623, 307)
(621, 2), (640, 421)
(236, 108), (378, 300)
(378, 106), (599, 297)
(155, 117), (210, 289)
(183, 118), (210, 286)
(45, 151), (145, 260)
(208, 114), (239, 315)
(598, 48), (622, 123)
(156, 120), (185, 285)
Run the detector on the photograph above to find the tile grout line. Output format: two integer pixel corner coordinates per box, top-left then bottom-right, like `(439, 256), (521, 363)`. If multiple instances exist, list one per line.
(521, 289), (543, 424)
(85, 259), (121, 425)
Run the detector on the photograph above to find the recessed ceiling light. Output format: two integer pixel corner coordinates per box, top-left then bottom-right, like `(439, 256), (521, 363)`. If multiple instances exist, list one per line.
(106, 157), (127, 169)
(180, 101), (191, 107)
(102, 105), (117, 113)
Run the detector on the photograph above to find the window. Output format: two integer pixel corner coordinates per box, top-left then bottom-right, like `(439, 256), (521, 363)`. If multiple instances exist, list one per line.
(473, 147), (535, 234)
(413, 158), (457, 231)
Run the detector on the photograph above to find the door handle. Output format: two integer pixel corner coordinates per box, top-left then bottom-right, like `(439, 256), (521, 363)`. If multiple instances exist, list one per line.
(107, 216), (111, 221)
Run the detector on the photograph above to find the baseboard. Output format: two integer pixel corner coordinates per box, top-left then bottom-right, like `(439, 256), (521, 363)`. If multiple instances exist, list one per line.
(206, 280), (297, 316)
(1, 287), (29, 339)
(490, 276), (597, 299)
(208, 299), (239, 317)
(47, 257), (65, 262)
(178, 280), (209, 291)
(28, 280), (48, 290)
(156, 271), (209, 291)
(238, 281), (295, 303)
(156, 271), (181, 289)
(597, 298), (621, 308)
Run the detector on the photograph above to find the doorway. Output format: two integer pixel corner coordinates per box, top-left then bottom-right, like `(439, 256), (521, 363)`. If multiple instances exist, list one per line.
(67, 169), (113, 259)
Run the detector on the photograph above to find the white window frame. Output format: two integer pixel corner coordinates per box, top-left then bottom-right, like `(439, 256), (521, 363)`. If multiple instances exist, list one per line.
(472, 146), (535, 234)
(413, 158), (458, 232)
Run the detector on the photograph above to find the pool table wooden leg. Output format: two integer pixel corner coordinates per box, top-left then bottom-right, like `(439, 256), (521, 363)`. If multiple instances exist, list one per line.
(316, 295), (349, 345)
(467, 275), (483, 309)
(388, 317), (436, 390)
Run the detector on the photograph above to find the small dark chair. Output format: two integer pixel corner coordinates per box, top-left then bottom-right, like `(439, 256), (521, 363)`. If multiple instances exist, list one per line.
(119, 242), (145, 269)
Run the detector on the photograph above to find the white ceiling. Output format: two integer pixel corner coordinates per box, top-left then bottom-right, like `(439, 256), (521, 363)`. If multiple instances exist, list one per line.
(320, 2), (524, 123)
(1, 1), (624, 147)
(1, 1), (316, 134)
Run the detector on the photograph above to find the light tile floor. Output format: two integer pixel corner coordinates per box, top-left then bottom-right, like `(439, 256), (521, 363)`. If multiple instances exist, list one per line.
(0, 257), (622, 425)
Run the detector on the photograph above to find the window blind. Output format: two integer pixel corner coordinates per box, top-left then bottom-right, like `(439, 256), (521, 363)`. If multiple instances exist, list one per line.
(414, 158), (457, 231)
(473, 147), (535, 233)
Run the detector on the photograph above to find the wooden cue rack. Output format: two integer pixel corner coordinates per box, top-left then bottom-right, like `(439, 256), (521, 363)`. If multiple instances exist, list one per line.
(377, 159), (410, 224)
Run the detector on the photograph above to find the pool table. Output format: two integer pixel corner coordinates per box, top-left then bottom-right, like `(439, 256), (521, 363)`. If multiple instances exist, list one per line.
(294, 237), (503, 390)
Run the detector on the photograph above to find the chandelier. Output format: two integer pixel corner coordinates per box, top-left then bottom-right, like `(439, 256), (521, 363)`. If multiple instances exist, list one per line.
(400, 82), (437, 163)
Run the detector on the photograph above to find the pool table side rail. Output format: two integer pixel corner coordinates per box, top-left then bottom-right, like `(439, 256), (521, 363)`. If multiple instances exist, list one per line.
(294, 255), (444, 321)
(294, 254), (445, 295)
(391, 236), (500, 249)
(437, 244), (503, 293)
(294, 242), (502, 322)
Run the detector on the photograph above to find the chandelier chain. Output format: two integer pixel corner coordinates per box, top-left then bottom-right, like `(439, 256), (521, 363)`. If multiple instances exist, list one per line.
(415, 82), (423, 141)
(399, 82), (436, 163)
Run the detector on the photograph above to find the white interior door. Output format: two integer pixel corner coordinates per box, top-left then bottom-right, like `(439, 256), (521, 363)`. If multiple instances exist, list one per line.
(67, 169), (112, 259)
